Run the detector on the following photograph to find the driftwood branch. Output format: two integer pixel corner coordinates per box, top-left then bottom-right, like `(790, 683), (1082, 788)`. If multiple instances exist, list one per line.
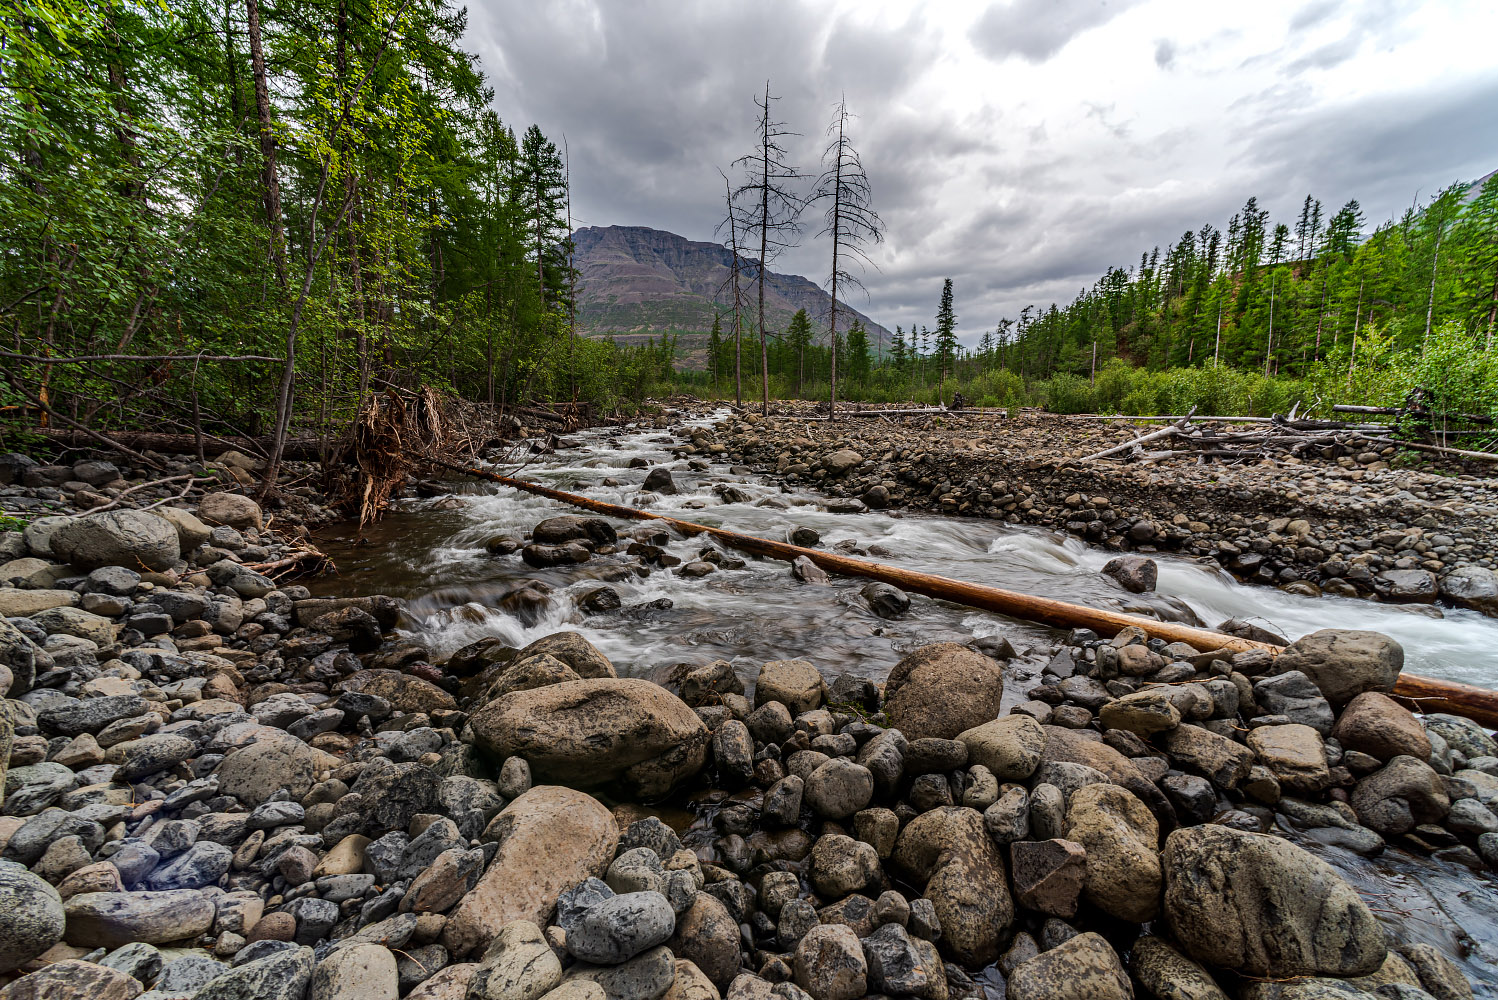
(1082, 408), (1196, 461)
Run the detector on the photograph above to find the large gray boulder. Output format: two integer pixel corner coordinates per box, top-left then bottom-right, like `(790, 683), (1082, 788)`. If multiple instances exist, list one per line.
(1350, 755), (1450, 836)
(0, 863), (65, 973)
(1441, 565), (1498, 615)
(1273, 630), (1403, 706)
(49, 510), (180, 572)
(1162, 824), (1386, 978)
(469, 678), (709, 798)
(883, 642), (1005, 742)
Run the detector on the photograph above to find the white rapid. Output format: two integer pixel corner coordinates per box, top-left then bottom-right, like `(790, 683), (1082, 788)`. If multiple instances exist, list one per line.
(314, 415), (1498, 689)
(308, 412), (1498, 993)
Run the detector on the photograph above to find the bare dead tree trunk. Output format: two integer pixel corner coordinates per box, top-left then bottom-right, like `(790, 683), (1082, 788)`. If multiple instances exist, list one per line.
(827, 111), (844, 420)
(722, 173), (743, 407)
(757, 133), (771, 418)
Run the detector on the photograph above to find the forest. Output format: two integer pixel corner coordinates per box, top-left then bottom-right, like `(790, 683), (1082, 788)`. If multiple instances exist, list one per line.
(696, 179), (1498, 423)
(0, 0), (672, 468)
(3, 0), (1495, 457)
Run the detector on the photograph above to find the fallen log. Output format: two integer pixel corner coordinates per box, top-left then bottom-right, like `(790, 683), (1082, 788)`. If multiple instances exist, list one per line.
(435, 459), (1272, 654)
(22, 427), (324, 461)
(438, 460), (1498, 728)
(1082, 408), (1196, 462)
(1378, 437), (1498, 464)
(1388, 673), (1498, 729)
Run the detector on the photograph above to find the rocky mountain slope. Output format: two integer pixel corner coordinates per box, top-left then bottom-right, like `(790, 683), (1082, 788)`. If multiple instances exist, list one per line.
(573, 225), (891, 349)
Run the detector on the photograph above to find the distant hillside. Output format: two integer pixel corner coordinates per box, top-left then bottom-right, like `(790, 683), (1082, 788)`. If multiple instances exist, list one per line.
(572, 225), (891, 351)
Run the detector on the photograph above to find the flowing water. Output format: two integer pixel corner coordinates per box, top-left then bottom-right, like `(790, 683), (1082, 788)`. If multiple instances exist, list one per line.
(312, 412), (1498, 993)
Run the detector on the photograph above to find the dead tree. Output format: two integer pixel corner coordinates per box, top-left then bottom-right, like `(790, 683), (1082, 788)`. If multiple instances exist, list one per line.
(733, 81), (805, 417)
(812, 97), (882, 420)
(716, 171), (749, 407)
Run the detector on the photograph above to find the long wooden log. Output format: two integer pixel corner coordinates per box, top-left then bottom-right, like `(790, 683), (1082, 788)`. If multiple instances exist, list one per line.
(439, 460), (1498, 728)
(435, 460), (1272, 654)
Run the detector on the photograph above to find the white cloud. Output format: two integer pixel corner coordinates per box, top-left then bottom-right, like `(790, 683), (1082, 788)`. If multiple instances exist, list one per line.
(463, 0), (1498, 343)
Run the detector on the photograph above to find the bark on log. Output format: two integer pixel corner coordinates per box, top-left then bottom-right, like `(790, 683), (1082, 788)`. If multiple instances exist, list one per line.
(1391, 673), (1498, 730)
(440, 460), (1498, 727)
(23, 428), (323, 460)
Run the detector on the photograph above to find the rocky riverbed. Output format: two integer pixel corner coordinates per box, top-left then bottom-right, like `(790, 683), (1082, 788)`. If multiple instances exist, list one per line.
(2, 434), (1498, 1000)
(695, 408), (1498, 615)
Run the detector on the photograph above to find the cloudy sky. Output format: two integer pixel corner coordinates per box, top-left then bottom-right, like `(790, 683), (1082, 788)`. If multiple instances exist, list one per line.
(464, 0), (1498, 344)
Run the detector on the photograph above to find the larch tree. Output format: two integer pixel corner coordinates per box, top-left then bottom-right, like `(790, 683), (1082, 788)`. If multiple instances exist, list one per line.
(733, 81), (805, 416)
(811, 96), (882, 418)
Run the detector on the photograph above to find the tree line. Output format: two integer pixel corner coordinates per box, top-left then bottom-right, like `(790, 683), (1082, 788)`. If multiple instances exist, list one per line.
(690, 174), (1498, 422)
(0, 0), (671, 468)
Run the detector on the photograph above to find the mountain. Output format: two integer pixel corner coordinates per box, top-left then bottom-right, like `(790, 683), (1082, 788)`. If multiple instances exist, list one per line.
(572, 225), (891, 351)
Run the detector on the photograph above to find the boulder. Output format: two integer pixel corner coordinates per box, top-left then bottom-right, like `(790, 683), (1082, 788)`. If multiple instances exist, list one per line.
(883, 642), (1005, 742)
(957, 715), (1045, 781)
(1064, 783), (1160, 922)
(1331, 693), (1432, 763)
(1274, 630), (1403, 705)
(1128, 936), (1228, 1000)
(64, 889), (215, 947)
(562, 945), (675, 1000)
(667, 893), (740, 990)
(803, 760), (874, 820)
(198, 492), (263, 530)
(516, 633), (616, 679)
(158, 507), (213, 550)
(753, 660), (824, 715)
(1349, 755), (1450, 836)
(0, 960), (145, 1000)
(311, 942), (399, 1000)
(823, 450), (864, 476)
(472, 920), (560, 1000)
(891, 807), (1012, 966)
(1248, 724), (1332, 794)
(642, 467), (678, 494)
(194, 945), (314, 1000)
(1441, 565), (1498, 615)
(793, 923), (867, 1000)
(49, 510), (179, 572)
(1099, 689), (1180, 736)
(1162, 824), (1386, 978)
(1102, 555), (1157, 594)
(1041, 726), (1175, 829)
(0, 588), (78, 618)
(861, 583), (910, 619)
(470, 679), (709, 798)
(1253, 671), (1335, 735)
(334, 669), (456, 715)
(1006, 932), (1132, 1000)
(565, 891), (675, 965)
(216, 736), (321, 807)
(443, 786), (617, 958)
(0, 865), (65, 973)
(1008, 838), (1087, 918)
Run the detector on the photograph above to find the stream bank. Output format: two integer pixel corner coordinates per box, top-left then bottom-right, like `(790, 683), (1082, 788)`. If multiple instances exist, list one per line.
(2, 418), (1497, 999)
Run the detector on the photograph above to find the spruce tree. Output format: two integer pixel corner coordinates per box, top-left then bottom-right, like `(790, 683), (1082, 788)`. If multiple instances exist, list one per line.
(934, 278), (958, 403)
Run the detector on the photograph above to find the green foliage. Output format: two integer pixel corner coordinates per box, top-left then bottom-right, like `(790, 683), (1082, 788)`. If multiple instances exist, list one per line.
(0, 0), (663, 442)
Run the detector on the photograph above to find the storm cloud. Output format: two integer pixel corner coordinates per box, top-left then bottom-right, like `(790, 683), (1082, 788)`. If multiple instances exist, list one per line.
(463, 0), (1498, 344)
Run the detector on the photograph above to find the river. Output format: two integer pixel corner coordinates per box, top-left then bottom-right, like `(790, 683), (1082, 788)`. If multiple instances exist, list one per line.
(312, 412), (1498, 993)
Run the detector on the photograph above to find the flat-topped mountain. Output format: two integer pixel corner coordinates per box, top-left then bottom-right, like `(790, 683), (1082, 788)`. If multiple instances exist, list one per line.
(573, 225), (890, 349)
